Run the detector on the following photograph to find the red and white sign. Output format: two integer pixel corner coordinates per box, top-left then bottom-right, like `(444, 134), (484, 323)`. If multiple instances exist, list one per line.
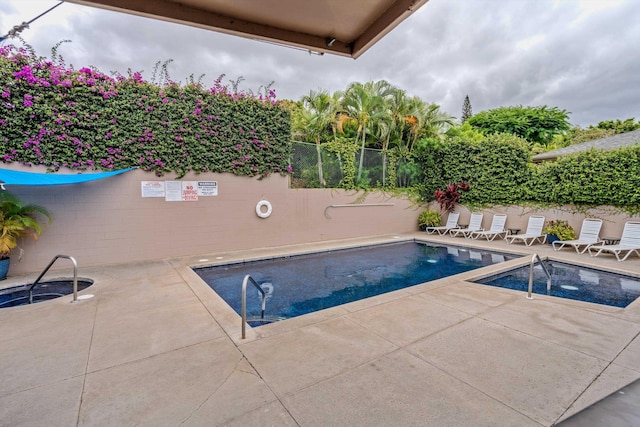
(181, 182), (198, 201)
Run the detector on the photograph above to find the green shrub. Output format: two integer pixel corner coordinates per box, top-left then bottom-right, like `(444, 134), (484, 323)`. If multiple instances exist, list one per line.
(543, 219), (576, 241)
(418, 210), (441, 230)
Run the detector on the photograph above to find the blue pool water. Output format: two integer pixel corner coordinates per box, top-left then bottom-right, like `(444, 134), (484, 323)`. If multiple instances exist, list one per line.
(476, 261), (640, 307)
(194, 241), (516, 324)
(0, 279), (94, 308)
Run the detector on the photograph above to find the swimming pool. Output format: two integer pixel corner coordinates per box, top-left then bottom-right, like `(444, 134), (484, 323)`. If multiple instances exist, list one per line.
(476, 261), (640, 307)
(0, 279), (94, 308)
(194, 241), (516, 324)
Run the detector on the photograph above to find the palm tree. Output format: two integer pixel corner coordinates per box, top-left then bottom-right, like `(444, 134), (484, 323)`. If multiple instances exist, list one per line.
(300, 89), (334, 186)
(342, 80), (394, 182)
(405, 97), (454, 152)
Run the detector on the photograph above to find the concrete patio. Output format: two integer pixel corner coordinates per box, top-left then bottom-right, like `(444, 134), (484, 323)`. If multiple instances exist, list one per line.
(2, 232), (640, 426)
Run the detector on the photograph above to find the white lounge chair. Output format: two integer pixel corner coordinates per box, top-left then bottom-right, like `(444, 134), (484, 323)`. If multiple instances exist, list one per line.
(469, 214), (507, 241)
(425, 212), (460, 235)
(505, 216), (546, 246)
(552, 218), (602, 253)
(588, 221), (640, 261)
(449, 212), (484, 238)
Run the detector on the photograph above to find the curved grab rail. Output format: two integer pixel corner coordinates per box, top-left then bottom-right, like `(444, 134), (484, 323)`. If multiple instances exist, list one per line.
(241, 274), (266, 339)
(527, 254), (551, 300)
(28, 255), (78, 304)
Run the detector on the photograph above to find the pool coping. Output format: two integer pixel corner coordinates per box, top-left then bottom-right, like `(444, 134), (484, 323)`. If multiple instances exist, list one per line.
(176, 233), (640, 346)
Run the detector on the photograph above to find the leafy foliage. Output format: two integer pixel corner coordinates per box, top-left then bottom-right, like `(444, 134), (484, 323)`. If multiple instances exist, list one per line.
(543, 219), (575, 241)
(288, 79), (453, 188)
(416, 133), (532, 205)
(417, 210), (441, 229)
(0, 44), (292, 178)
(434, 181), (470, 213)
(528, 146), (640, 209)
(467, 105), (570, 146)
(417, 131), (640, 211)
(593, 118), (640, 134)
(0, 192), (52, 258)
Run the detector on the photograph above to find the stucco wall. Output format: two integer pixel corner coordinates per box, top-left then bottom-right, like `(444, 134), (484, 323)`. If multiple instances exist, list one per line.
(5, 164), (639, 277)
(5, 167), (422, 276)
(443, 204), (639, 240)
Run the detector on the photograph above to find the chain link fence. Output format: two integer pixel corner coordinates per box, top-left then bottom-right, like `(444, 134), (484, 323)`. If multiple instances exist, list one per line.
(290, 141), (388, 188)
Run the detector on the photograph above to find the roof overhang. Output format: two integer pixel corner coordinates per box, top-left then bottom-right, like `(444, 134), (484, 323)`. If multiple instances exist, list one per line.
(65, 0), (430, 58)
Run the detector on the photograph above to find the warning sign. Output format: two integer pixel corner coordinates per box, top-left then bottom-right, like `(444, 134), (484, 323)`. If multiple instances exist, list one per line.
(197, 181), (218, 196)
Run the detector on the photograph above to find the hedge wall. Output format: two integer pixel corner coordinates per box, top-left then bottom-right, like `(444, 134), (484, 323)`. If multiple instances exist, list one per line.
(0, 45), (291, 177)
(417, 133), (532, 205)
(417, 133), (640, 210)
(527, 146), (640, 207)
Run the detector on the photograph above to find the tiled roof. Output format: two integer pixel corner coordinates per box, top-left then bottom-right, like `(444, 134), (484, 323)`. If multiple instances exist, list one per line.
(532, 129), (640, 161)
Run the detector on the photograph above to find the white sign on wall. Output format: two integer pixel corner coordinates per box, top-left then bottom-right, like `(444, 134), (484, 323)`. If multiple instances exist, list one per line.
(141, 181), (166, 198)
(197, 181), (218, 196)
(165, 181), (183, 202)
(181, 182), (199, 201)
(141, 180), (217, 200)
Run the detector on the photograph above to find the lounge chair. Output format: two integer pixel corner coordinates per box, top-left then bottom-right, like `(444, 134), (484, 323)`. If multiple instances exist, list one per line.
(449, 212), (484, 238)
(552, 218), (602, 253)
(588, 221), (640, 261)
(469, 214), (507, 241)
(425, 212), (460, 235)
(505, 216), (546, 246)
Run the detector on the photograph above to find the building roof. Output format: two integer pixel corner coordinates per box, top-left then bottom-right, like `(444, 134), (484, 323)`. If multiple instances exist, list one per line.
(67, 0), (430, 59)
(532, 129), (640, 162)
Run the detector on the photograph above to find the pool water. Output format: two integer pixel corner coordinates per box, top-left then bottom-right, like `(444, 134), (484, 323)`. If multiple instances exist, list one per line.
(476, 261), (640, 307)
(194, 241), (515, 324)
(0, 279), (94, 308)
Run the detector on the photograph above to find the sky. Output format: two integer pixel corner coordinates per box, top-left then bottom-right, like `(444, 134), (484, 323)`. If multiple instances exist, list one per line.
(1, 0), (638, 127)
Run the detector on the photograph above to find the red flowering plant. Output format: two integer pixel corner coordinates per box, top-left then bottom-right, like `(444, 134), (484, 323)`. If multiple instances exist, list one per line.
(434, 181), (470, 213)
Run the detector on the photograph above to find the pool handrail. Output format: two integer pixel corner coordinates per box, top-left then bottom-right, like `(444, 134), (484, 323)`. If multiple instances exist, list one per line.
(28, 254), (78, 304)
(527, 254), (551, 300)
(241, 274), (266, 339)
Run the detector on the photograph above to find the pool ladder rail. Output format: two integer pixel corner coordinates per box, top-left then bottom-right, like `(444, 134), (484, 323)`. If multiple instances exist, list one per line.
(28, 254), (78, 304)
(241, 274), (266, 339)
(527, 253), (551, 300)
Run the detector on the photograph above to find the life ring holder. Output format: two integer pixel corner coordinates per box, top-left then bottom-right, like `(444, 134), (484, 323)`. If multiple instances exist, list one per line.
(256, 200), (272, 219)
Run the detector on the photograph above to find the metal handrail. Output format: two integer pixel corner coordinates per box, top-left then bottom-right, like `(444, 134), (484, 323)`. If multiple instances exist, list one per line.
(241, 274), (266, 339)
(527, 254), (551, 300)
(28, 255), (78, 304)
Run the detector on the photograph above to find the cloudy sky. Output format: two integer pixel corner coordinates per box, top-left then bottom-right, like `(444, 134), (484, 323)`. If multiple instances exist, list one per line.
(1, 0), (638, 127)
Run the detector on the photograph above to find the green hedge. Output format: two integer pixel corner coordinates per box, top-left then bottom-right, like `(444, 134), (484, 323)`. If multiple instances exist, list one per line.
(528, 146), (640, 207)
(0, 45), (291, 177)
(416, 133), (532, 205)
(417, 133), (640, 210)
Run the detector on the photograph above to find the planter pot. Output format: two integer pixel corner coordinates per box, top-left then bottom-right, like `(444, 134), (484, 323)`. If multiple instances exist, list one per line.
(0, 258), (9, 280)
(546, 234), (560, 244)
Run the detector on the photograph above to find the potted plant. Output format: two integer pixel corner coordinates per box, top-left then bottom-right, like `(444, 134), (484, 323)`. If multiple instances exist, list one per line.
(543, 219), (575, 244)
(418, 210), (441, 231)
(0, 192), (52, 279)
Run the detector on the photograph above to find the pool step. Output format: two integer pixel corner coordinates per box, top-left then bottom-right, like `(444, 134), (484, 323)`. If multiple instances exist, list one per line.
(246, 315), (287, 326)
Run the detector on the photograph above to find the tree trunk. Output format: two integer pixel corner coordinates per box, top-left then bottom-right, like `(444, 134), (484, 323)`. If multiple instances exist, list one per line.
(357, 125), (366, 182)
(316, 139), (324, 187)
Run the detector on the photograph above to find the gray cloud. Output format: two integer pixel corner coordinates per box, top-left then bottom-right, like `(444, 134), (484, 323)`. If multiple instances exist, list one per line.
(1, 0), (638, 126)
